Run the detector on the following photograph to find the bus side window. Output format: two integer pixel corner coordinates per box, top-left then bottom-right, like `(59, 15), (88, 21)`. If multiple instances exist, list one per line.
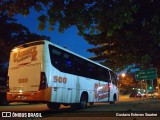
(73, 57), (86, 77)
(96, 68), (109, 82)
(86, 63), (97, 79)
(50, 48), (64, 71)
(63, 53), (73, 74)
(97, 68), (104, 81)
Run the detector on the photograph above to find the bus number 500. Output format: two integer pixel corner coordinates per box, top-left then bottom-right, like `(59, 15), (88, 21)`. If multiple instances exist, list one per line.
(53, 76), (67, 84)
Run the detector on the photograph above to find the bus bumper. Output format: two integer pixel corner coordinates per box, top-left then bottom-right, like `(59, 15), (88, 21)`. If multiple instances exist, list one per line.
(7, 87), (52, 102)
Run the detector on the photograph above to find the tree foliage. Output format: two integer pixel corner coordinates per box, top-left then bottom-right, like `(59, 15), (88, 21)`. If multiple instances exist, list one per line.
(1, 0), (159, 73)
(0, 12), (50, 63)
(119, 73), (139, 91)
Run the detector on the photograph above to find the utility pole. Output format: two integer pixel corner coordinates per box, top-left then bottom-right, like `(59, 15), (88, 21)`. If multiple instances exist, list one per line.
(151, 80), (154, 92)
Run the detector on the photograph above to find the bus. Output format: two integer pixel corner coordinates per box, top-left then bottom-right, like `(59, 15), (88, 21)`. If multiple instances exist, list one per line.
(7, 40), (119, 110)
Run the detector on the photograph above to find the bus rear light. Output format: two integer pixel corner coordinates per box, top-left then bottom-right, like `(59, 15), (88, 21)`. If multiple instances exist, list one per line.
(39, 72), (48, 90)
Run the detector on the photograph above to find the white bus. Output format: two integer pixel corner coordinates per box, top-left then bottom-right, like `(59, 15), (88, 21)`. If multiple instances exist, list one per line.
(7, 40), (119, 110)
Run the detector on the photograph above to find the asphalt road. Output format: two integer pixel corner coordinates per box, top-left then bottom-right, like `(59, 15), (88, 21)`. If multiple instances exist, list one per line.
(0, 95), (140, 112)
(0, 95), (160, 120)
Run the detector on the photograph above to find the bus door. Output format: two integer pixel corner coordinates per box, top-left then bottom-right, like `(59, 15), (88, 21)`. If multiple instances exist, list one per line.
(94, 68), (110, 102)
(109, 71), (118, 100)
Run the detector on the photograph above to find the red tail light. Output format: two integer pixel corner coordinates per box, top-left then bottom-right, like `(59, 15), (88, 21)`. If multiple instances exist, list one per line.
(39, 72), (48, 90)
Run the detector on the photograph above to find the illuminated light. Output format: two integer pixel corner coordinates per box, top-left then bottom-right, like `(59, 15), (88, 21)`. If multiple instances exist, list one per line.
(19, 89), (23, 93)
(132, 88), (134, 90)
(66, 61), (72, 65)
(12, 47), (19, 52)
(121, 73), (126, 77)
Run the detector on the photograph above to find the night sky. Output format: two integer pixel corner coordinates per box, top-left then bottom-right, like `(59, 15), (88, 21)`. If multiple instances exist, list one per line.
(15, 9), (94, 59)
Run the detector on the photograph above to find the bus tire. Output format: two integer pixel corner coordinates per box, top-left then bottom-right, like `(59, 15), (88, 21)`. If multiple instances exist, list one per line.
(79, 93), (88, 109)
(47, 102), (61, 110)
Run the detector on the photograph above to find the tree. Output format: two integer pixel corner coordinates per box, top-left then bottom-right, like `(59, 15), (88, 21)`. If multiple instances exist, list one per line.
(119, 72), (140, 94)
(0, 12), (50, 63)
(1, 0), (159, 74)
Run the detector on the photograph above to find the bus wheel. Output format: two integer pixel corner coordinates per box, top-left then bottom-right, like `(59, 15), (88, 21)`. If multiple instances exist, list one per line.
(47, 102), (61, 110)
(79, 93), (88, 109)
(89, 102), (94, 106)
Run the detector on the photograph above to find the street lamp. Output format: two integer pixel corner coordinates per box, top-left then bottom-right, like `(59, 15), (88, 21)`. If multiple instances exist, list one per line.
(121, 73), (126, 77)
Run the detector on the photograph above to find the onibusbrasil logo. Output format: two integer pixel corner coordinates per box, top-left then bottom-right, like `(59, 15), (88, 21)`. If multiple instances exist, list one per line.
(1, 112), (42, 118)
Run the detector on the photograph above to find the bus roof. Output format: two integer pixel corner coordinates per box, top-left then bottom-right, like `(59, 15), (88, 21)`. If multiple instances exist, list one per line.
(13, 40), (112, 71)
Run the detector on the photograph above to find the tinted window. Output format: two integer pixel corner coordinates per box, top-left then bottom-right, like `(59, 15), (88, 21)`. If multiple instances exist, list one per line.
(86, 63), (97, 79)
(49, 46), (64, 71)
(73, 57), (86, 76)
(49, 44), (111, 82)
